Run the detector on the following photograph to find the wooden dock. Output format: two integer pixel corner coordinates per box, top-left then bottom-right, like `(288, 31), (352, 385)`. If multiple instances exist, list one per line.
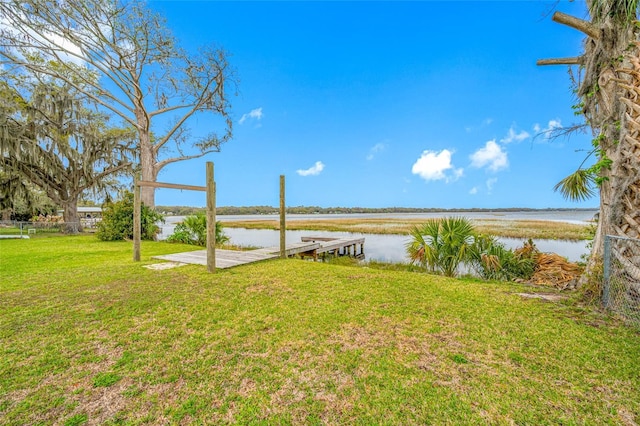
(152, 236), (364, 269)
(300, 236), (365, 260)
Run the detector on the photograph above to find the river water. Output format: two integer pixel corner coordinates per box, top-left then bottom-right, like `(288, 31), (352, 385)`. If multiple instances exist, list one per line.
(160, 211), (596, 263)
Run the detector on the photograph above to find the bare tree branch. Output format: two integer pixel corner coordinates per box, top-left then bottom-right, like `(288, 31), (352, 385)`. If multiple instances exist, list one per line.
(552, 11), (600, 39)
(537, 56), (584, 66)
(154, 147), (221, 172)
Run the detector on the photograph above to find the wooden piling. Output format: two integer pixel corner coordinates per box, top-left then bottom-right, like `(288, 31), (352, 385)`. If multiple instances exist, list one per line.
(206, 162), (216, 273)
(280, 175), (286, 258)
(133, 174), (141, 262)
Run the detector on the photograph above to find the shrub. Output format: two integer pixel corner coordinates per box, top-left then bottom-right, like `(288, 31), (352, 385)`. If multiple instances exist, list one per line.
(469, 236), (537, 281)
(96, 191), (163, 241)
(406, 217), (537, 281)
(166, 212), (229, 247)
(406, 217), (476, 277)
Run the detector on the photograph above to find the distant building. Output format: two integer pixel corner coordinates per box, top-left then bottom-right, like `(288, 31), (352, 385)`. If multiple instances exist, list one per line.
(78, 206), (102, 219)
(57, 207), (103, 228)
(58, 206), (103, 219)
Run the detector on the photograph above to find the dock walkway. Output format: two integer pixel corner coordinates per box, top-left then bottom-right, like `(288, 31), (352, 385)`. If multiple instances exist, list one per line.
(152, 236), (364, 269)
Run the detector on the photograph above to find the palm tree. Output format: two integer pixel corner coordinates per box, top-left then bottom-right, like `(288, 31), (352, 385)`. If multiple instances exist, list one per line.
(406, 216), (475, 277)
(538, 1), (640, 284)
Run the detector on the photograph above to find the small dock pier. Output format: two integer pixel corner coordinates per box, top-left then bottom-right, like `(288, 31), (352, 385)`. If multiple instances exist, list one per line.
(299, 236), (365, 261)
(152, 236), (365, 269)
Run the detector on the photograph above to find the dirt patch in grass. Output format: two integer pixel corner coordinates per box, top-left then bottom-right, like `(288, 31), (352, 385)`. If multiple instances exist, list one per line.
(516, 292), (568, 302)
(143, 262), (187, 270)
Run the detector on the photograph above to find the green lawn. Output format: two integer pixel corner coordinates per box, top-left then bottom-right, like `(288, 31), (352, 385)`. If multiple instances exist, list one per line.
(1, 236), (638, 425)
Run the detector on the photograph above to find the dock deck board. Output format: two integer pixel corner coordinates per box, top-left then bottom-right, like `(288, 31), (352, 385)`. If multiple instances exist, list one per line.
(153, 248), (279, 269)
(152, 237), (364, 270)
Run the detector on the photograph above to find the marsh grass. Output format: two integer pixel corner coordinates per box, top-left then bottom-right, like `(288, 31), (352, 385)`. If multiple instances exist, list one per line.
(222, 218), (592, 240)
(1, 236), (638, 424)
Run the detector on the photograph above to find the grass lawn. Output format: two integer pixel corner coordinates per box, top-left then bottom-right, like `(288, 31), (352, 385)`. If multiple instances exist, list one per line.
(1, 236), (638, 425)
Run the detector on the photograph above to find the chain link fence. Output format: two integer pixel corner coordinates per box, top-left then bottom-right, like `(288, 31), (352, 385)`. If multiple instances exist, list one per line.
(0, 221), (81, 237)
(603, 235), (640, 327)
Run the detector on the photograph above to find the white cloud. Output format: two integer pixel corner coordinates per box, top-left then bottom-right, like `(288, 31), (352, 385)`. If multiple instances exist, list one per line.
(453, 168), (464, 180)
(469, 187), (478, 195)
(465, 118), (493, 133)
(366, 143), (386, 160)
(1, 15), (87, 66)
(297, 161), (325, 177)
(411, 149), (462, 182)
(238, 107), (263, 125)
(470, 140), (508, 172)
(486, 178), (498, 194)
(534, 119), (562, 138)
(501, 126), (530, 144)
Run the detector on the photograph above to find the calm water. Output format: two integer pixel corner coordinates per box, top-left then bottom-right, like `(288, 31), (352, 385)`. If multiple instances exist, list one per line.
(160, 211), (594, 263)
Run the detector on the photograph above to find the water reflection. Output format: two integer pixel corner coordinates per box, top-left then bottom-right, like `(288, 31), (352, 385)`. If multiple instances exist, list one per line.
(159, 220), (589, 263)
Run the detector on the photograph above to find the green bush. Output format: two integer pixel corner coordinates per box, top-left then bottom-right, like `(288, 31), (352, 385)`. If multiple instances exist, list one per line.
(96, 191), (164, 241)
(166, 212), (229, 247)
(469, 235), (536, 281)
(406, 217), (536, 281)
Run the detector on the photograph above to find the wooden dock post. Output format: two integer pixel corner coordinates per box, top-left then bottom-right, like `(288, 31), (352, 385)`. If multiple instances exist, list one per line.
(133, 173), (141, 262)
(206, 162), (216, 273)
(280, 175), (286, 258)
(132, 165), (214, 271)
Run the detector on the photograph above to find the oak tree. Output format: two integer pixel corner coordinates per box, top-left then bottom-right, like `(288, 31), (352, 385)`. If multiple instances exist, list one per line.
(0, 75), (134, 231)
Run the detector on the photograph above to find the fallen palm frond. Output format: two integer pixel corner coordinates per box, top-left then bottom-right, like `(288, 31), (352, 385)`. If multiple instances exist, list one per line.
(529, 253), (584, 290)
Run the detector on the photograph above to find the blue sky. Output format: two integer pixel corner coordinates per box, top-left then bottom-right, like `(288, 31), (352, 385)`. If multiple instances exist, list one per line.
(149, 0), (597, 209)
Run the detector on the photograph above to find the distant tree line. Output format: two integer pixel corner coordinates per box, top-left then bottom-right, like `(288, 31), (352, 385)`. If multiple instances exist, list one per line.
(156, 205), (598, 216)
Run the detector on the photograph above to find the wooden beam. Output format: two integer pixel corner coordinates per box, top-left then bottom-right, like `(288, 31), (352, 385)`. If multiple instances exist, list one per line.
(133, 174), (141, 262)
(537, 56), (584, 66)
(552, 11), (599, 39)
(137, 180), (206, 192)
(206, 162), (216, 273)
(280, 175), (286, 258)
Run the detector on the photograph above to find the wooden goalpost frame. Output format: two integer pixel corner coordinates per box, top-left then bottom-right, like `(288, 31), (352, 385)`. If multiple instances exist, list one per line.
(133, 161), (217, 273)
(280, 174), (286, 259)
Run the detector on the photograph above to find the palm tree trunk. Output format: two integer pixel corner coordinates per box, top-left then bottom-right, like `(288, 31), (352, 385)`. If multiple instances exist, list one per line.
(580, 2), (640, 284)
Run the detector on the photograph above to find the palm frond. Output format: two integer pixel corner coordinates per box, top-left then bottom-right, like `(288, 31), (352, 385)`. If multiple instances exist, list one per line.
(553, 169), (596, 202)
(589, 0), (640, 24)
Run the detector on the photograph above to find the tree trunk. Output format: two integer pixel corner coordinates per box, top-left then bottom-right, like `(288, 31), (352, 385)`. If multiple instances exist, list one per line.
(579, 7), (640, 285)
(136, 98), (157, 208)
(139, 134), (157, 208)
(539, 2), (640, 288)
(61, 197), (82, 234)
